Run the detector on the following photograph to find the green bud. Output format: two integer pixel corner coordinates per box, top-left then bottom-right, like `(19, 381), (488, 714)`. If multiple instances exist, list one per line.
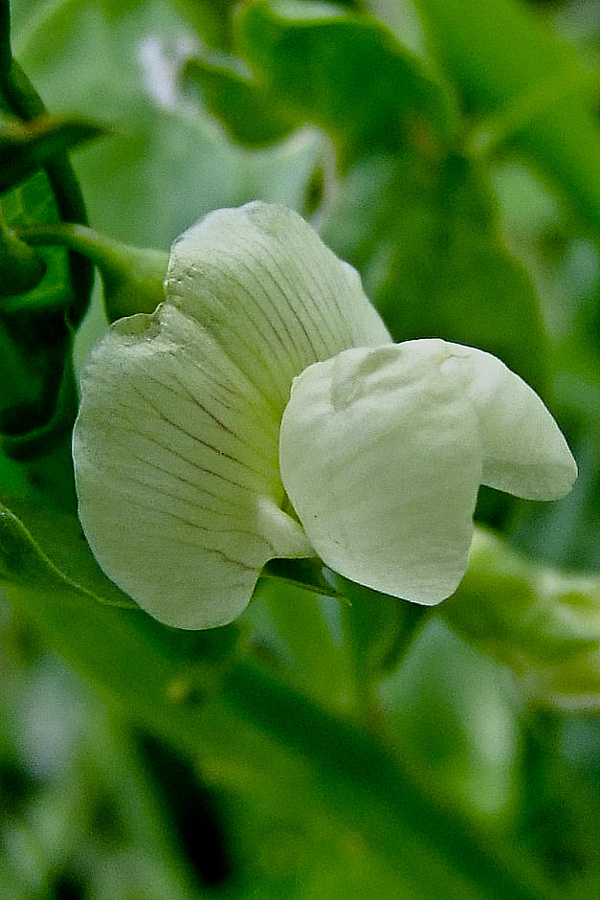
(444, 528), (600, 664)
(520, 645), (600, 710)
(442, 528), (600, 707)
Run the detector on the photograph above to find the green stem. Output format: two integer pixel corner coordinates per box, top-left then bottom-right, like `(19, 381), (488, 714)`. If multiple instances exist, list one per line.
(0, 1), (94, 464)
(335, 574), (432, 722)
(0, 11), (93, 325)
(20, 222), (167, 320)
(264, 585), (354, 709)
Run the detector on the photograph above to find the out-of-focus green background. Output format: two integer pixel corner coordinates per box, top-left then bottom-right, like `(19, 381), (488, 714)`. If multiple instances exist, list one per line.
(2, 1), (600, 898)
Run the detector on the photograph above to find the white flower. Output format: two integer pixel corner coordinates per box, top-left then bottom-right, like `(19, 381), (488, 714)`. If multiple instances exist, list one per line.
(73, 202), (577, 628)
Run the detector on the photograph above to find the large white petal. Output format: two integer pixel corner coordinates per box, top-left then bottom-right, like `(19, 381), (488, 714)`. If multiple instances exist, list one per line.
(280, 344), (484, 605)
(73, 312), (312, 629)
(74, 203), (389, 629)
(165, 202), (391, 409)
(404, 340), (578, 500)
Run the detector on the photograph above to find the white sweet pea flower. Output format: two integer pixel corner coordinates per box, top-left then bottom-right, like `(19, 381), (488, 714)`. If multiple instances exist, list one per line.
(73, 202), (577, 629)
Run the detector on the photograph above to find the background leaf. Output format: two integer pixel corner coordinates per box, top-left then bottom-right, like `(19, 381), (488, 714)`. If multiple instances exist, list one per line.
(413, 0), (600, 238)
(231, 0), (454, 166)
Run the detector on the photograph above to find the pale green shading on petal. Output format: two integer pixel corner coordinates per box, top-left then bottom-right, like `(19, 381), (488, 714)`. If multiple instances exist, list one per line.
(280, 344), (484, 605)
(73, 203), (390, 628)
(404, 339), (578, 501)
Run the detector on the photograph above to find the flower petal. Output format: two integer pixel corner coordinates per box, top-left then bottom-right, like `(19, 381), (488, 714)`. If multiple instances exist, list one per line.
(404, 339), (578, 500)
(74, 203), (389, 629)
(280, 344), (483, 605)
(73, 312), (312, 629)
(165, 202), (391, 410)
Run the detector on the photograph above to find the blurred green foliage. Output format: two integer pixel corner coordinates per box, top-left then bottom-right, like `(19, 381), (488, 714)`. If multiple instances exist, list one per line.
(2, 1), (600, 898)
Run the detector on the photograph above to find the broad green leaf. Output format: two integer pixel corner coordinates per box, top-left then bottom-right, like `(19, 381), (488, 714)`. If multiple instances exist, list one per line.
(0, 492), (136, 608)
(180, 3), (553, 398)
(414, 0), (600, 237)
(167, 0), (239, 50)
(321, 152), (550, 393)
(182, 2), (551, 399)
(233, 0), (454, 165)
(1, 528), (564, 900)
(0, 499), (241, 697)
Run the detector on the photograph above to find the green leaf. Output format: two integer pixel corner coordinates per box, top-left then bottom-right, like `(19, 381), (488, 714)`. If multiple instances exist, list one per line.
(0, 501), (242, 718)
(232, 0), (454, 165)
(15, 0), (325, 259)
(0, 490), (136, 608)
(414, 0), (600, 238)
(322, 152), (550, 393)
(0, 496), (132, 630)
(1, 526), (564, 900)
(184, 58), (297, 146)
(167, 0), (239, 50)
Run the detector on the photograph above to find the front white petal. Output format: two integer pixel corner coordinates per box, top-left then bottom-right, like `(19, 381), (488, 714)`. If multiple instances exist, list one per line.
(280, 345), (484, 605)
(404, 340), (577, 500)
(74, 203), (389, 629)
